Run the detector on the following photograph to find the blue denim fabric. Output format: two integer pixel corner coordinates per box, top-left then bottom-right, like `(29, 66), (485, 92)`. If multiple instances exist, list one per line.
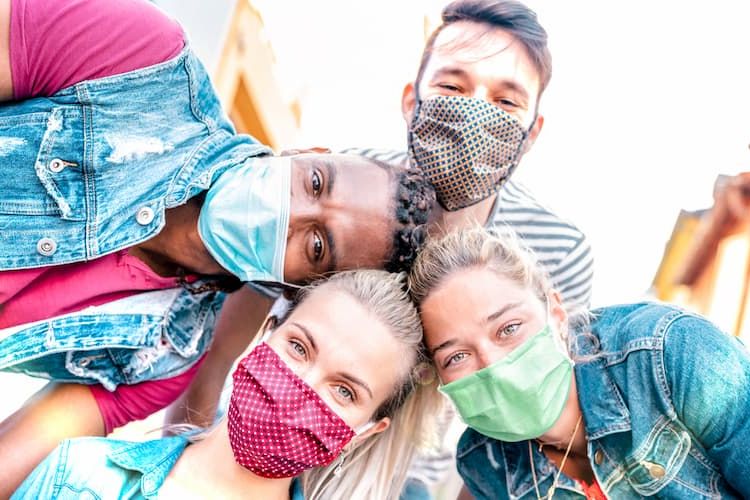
(455, 302), (750, 499)
(0, 45), (272, 386)
(0, 45), (270, 270)
(0, 286), (225, 390)
(12, 435), (305, 499)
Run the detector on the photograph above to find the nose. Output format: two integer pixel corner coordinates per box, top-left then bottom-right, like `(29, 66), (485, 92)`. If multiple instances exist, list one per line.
(288, 193), (321, 239)
(295, 364), (325, 394)
(468, 85), (492, 103)
(475, 339), (504, 370)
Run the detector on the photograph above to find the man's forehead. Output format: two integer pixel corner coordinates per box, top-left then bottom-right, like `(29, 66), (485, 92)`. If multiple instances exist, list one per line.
(432, 21), (520, 62)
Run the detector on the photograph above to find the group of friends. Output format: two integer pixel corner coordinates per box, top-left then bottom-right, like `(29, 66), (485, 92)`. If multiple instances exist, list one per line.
(1, 0), (749, 498)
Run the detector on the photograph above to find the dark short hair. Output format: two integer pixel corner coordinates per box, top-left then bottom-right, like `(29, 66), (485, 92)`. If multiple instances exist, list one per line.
(415, 0), (552, 97)
(385, 163), (435, 273)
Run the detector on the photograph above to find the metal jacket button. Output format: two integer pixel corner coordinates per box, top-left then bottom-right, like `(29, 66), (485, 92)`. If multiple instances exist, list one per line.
(644, 461), (666, 479)
(48, 158), (77, 173)
(594, 448), (604, 465)
(136, 206), (155, 225)
(36, 237), (57, 256)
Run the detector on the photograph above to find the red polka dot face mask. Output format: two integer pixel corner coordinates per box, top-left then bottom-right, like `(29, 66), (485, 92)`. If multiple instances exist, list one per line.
(228, 342), (357, 478)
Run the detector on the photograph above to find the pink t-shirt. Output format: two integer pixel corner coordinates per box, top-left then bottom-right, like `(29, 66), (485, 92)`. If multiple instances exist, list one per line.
(0, 251), (183, 329)
(10, 0), (185, 99)
(3, 0), (202, 432)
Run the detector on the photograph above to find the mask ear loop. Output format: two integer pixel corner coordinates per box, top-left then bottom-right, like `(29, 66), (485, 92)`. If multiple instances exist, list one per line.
(332, 421), (375, 476)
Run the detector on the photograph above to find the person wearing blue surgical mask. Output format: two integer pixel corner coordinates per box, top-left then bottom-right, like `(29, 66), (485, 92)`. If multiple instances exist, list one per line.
(0, 0), (435, 495)
(409, 227), (750, 499)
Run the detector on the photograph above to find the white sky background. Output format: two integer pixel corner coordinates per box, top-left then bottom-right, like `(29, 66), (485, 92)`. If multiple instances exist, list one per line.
(254, 0), (750, 307)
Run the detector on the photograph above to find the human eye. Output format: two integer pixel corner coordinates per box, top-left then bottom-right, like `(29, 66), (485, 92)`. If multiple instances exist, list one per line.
(437, 82), (462, 94)
(288, 339), (308, 359)
(498, 322), (521, 338)
(334, 384), (355, 403)
(443, 351), (468, 368)
(311, 169), (322, 195)
(311, 232), (324, 261)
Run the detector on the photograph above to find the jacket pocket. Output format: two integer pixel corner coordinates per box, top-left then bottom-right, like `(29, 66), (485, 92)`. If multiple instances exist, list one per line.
(626, 417), (720, 498)
(0, 106), (85, 220)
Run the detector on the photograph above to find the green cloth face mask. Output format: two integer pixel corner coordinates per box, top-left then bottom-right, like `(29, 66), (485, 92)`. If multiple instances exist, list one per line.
(439, 325), (573, 442)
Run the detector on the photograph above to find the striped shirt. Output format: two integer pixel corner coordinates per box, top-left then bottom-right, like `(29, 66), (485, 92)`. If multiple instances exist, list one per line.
(343, 147), (594, 310)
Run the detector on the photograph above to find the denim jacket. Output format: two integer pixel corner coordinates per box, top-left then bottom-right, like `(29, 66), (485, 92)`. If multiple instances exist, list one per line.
(0, 45), (270, 270)
(0, 46), (270, 385)
(0, 286), (225, 389)
(456, 302), (750, 499)
(12, 435), (305, 499)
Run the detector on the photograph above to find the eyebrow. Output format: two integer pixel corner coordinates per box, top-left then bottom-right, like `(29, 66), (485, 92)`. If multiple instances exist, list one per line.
(430, 66), (470, 81)
(323, 159), (336, 196)
(486, 301), (523, 323)
(339, 372), (374, 400)
(291, 321), (318, 355)
(429, 301), (524, 356)
(320, 160), (338, 273)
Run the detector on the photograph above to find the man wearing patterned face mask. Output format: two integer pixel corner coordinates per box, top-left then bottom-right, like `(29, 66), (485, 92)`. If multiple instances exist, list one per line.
(344, 2), (593, 497)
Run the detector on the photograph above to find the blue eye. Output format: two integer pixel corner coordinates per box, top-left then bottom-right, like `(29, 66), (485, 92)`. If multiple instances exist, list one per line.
(499, 323), (521, 337)
(336, 385), (354, 402)
(290, 340), (307, 357)
(445, 351), (468, 368)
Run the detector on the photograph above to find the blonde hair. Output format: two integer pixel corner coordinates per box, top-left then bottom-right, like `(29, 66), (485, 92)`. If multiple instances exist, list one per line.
(409, 226), (592, 354)
(409, 225), (551, 306)
(299, 270), (443, 500)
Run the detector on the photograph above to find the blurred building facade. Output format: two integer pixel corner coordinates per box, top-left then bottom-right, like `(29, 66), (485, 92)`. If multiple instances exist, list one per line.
(154, 0), (300, 150)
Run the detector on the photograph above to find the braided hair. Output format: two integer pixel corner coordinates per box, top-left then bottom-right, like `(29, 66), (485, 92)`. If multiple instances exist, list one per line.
(385, 165), (436, 273)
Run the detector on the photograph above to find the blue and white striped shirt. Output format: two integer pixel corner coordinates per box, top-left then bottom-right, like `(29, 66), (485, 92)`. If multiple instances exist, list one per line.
(344, 147), (594, 310)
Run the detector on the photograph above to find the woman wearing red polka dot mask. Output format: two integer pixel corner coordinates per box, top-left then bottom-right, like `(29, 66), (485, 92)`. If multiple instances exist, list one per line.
(14, 270), (441, 500)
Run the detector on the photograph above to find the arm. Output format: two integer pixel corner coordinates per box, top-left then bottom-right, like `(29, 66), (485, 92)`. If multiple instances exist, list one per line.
(164, 285), (273, 429)
(663, 314), (750, 496)
(0, 383), (103, 498)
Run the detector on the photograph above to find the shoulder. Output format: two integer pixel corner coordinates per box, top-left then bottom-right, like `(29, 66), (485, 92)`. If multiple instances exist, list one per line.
(586, 302), (717, 358)
(13, 437), (126, 499)
(490, 180), (588, 248)
(455, 428), (512, 497)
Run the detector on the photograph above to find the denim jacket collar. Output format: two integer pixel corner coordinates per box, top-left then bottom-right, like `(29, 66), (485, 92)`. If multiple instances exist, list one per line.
(107, 435), (189, 496)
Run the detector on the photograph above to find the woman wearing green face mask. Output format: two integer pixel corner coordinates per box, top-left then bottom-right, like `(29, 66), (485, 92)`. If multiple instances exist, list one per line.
(409, 227), (750, 500)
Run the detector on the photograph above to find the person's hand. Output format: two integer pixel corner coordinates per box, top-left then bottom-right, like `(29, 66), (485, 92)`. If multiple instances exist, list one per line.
(711, 172), (750, 234)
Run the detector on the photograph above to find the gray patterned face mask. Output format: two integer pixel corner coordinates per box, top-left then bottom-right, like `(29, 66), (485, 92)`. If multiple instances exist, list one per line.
(408, 95), (530, 211)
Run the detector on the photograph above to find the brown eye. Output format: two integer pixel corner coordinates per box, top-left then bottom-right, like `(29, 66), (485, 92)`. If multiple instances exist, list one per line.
(311, 170), (322, 194)
(313, 233), (324, 260)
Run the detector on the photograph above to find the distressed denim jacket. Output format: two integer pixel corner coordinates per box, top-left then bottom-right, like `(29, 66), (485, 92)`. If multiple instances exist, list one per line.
(0, 44), (270, 269)
(456, 303), (750, 499)
(0, 46), (270, 385)
(0, 287), (225, 389)
(13, 435), (305, 499)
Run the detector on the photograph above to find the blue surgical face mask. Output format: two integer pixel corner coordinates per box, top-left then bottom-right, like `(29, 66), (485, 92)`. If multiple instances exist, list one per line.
(198, 156), (291, 283)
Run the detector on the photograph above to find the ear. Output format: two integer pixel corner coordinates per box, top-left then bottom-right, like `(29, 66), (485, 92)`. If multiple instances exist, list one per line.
(521, 114), (544, 155)
(261, 314), (278, 335)
(546, 289), (568, 338)
(401, 82), (417, 125)
(350, 417), (390, 446)
(279, 146), (332, 156)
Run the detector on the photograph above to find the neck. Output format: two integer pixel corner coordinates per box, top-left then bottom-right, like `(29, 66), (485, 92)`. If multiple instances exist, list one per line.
(170, 420), (293, 500)
(428, 194), (497, 236)
(134, 198), (229, 277)
(538, 376), (588, 456)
